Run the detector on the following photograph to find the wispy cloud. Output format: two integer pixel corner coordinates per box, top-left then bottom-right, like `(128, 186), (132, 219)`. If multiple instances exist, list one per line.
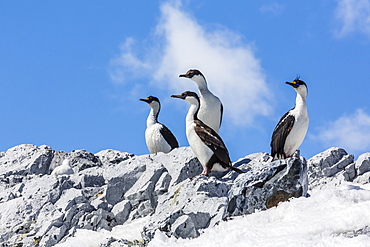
(109, 38), (151, 84)
(260, 3), (284, 16)
(334, 0), (370, 38)
(316, 109), (370, 154)
(109, 0), (272, 126)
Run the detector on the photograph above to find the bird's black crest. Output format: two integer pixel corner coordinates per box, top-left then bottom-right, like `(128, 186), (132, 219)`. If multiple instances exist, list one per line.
(149, 96), (159, 102)
(182, 91), (199, 99)
(171, 91), (199, 100)
(292, 75), (307, 88)
(180, 69), (204, 79)
(188, 69), (203, 76)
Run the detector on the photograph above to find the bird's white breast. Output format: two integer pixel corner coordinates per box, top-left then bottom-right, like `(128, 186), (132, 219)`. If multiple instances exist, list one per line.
(198, 93), (222, 133)
(145, 123), (172, 154)
(284, 109), (309, 156)
(186, 122), (214, 167)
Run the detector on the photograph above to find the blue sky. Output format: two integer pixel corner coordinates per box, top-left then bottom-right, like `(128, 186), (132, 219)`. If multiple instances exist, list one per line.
(1, 0), (370, 161)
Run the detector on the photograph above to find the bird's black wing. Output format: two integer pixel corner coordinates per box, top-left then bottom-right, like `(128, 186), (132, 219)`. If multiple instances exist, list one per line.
(270, 110), (295, 159)
(194, 120), (231, 164)
(219, 103), (224, 128)
(160, 124), (179, 150)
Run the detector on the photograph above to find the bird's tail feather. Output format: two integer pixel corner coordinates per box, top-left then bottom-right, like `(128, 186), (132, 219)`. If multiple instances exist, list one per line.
(230, 166), (244, 174)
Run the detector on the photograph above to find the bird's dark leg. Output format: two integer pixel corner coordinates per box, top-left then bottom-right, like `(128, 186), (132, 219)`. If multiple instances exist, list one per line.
(200, 167), (210, 176)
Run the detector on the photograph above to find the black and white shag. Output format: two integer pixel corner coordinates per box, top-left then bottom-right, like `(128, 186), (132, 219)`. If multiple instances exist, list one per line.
(140, 96), (179, 154)
(179, 69), (223, 133)
(171, 91), (243, 176)
(270, 78), (309, 160)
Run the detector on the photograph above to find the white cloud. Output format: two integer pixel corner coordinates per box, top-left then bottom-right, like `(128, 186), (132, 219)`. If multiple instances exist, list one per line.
(110, 1), (272, 126)
(317, 109), (370, 153)
(334, 0), (370, 38)
(260, 3), (284, 15)
(109, 38), (151, 84)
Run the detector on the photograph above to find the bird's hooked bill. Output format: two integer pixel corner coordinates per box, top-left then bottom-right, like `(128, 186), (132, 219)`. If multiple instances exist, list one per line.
(140, 98), (150, 102)
(286, 81), (298, 88)
(171, 94), (185, 99)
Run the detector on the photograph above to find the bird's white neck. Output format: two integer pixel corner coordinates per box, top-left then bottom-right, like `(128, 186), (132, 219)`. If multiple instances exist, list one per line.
(295, 91), (307, 112)
(185, 99), (200, 124)
(192, 76), (209, 93)
(147, 107), (159, 127)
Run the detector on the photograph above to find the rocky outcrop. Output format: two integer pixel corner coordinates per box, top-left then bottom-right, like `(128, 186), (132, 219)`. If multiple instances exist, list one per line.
(307, 147), (370, 189)
(142, 153), (308, 241)
(0, 144), (369, 246)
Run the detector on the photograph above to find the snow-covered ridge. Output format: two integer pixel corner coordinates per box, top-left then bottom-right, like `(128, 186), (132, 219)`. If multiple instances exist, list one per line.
(0, 144), (369, 246)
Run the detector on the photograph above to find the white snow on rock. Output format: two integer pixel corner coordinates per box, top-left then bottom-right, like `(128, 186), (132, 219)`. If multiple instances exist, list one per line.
(148, 182), (370, 247)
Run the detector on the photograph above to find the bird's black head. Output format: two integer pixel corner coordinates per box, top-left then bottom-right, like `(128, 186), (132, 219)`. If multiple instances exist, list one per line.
(286, 76), (307, 89)
(171, 91), (199, 101)
(179, 69), (204, 79)
(140, 96), (160, 104)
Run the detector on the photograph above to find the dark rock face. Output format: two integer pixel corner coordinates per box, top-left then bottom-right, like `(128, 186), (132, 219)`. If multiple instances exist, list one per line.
(1, 144), (368, 246)
(228, 157), (307, 217)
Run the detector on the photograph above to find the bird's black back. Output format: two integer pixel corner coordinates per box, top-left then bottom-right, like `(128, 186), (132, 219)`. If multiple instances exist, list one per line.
(159, 124), (179, 150)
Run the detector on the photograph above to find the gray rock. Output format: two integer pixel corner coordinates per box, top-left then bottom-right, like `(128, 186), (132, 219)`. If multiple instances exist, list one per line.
(149, 147), (203, 184)
(124, 161), (167, 209)
(35, 202), (65, 236)
(308, 147), (348, 170)
(307, 147), (354, 189)
(69, 149), (102, 172)
(105, 156), (147, 205)
(344, 163), (357, 181)
(0, 175), (65, 246)
(154, 171), (172, 196)
(0, 144), (54, 177)
(142, 155), (308, 242)
(171, 215), (198, 239)
(65, 202), (95, 229)
(95, 149), (134, 166)
(355, 153), (370, 176)
(142, 176), (231, 241)
(112, 200), (132, 225)
(227, 157), (307, 216)
(132, 200), (155, 219)
(38, 224), (68, 247)
(28, 146), (55, 175)
(321, 154), (354, 177)
(54, 188), (85, 212)
(75, 173), (106, 188)
(79, 208), (115, 231)
(91, 196), (110, 211)
(4, 143), (364, 246)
